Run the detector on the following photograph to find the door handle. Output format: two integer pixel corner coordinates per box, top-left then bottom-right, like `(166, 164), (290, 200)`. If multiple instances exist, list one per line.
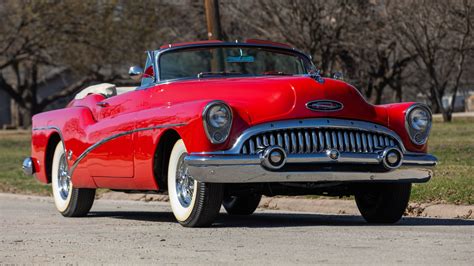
(96, 102), (109, 107)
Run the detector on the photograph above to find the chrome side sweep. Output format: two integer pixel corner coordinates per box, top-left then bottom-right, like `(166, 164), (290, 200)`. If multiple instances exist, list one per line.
(32, 123), (186, 178)
(68, 123), (186, 176)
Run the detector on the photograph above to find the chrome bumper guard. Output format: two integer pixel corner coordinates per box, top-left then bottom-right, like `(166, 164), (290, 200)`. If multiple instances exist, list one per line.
(184, 148), (437, 183)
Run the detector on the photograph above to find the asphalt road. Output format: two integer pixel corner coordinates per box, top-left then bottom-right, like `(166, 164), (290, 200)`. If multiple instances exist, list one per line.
(1, 193), (473, 264)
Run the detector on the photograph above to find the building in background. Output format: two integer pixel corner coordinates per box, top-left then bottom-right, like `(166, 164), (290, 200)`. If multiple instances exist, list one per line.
(0, 68), (76, 129)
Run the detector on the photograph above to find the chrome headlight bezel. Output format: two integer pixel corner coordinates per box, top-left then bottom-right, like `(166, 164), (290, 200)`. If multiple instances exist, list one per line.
(405, 104), (432, 145)
(203, 101), (233, 144)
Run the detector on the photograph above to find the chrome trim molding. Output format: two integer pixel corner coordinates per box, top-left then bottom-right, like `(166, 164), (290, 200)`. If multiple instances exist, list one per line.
(22, 157), (35, 175)
(202, 100), (233, 144)
(154, 42), (314, 82)
(32, 126), (68, 161)
(306, 100), (344, 112)
(188, 165), (433, 183)
(405, 103), (432, 145)
(34, 123), (186, 178)
(202, 118), (408, 155)
(69, 123), (186, 176)
(184, 151), (437, 183)
(185, 151), (436, 167)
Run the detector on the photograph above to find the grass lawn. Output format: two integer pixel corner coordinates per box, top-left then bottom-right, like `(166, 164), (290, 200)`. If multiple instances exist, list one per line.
(410, 117), (474, 204)
(0, 131), (50, 195)
(0, 118), (473, 204)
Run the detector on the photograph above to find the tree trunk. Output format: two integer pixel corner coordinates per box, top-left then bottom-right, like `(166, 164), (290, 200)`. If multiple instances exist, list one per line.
(395, 88), (402, 102)
(19, 106), (33, 129)
(375, 87), (383, 105)
(442, 110), (452, 122)
(10, 100), (20, 128)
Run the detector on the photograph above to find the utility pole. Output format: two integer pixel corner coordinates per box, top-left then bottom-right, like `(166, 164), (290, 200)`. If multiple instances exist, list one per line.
(204, 0), (224, 71)
(204, 0), (223, 40)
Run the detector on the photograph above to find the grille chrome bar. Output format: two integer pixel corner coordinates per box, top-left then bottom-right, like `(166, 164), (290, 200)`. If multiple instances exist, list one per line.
(241, 127), (400, 155)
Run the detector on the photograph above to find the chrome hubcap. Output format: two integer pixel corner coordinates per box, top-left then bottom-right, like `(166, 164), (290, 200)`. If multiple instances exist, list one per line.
(57, 154), (71, 200)
(176, 153), (195, 208)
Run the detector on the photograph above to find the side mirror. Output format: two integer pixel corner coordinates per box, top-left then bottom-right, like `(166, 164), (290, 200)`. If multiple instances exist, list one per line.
(129, 66), (144, 81)
(332, 71), (343, 80)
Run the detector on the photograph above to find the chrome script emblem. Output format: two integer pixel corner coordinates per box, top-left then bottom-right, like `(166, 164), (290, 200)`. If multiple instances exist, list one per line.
(306, 100), (343, 112)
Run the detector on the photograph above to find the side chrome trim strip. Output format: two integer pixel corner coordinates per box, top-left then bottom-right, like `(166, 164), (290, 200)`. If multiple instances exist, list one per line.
(69, 123), (186, 176)
(32, 126), (67, 160)
(33, 123), (186, 177)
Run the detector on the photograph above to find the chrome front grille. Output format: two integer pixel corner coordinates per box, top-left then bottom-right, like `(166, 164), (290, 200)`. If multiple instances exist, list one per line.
(240, 127), (399, 155)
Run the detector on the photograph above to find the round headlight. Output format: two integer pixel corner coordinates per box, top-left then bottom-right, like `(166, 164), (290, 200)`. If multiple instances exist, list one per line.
(203, 101), (233, 144)
(408, 108), (430, 131)
(405, 104), (432, 145)
(207, 105), (231, 128)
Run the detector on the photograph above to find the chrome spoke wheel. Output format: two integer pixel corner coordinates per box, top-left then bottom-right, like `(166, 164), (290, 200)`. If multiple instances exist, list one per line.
(168, 139), (223, 226)
(57, 154), (71, 200)
(175, 153), (195, 208)
(51, 141), (95, 217)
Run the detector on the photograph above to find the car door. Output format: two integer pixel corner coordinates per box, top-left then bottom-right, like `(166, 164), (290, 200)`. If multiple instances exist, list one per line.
(85, 92), (137, 178)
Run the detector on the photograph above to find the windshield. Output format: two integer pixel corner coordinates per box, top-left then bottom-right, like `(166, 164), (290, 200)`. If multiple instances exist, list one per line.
(159, 46), (310, 81)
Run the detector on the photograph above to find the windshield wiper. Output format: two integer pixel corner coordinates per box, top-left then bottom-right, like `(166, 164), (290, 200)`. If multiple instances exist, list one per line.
(262, 71), (293, 76)
(197, 71), (243, 78)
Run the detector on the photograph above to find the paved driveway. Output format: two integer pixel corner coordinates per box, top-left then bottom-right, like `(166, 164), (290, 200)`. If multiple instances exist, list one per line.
(1, 193), (473, 264)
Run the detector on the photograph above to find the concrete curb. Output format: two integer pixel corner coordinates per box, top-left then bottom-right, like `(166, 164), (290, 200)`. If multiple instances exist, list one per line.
(260, 197), (473, 219)
(98, 192), (473, 220)
(2, 192), (472, 220)
(432, 111), (474, 119)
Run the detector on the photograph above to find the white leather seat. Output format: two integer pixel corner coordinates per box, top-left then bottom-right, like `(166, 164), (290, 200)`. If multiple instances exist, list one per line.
(74, 83), (117, 100)
(116, 86), (136, 95)
(74, 84), (137, 100)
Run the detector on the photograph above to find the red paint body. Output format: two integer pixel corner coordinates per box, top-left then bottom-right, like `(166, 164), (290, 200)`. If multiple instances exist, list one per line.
(31, 71), (427, 191)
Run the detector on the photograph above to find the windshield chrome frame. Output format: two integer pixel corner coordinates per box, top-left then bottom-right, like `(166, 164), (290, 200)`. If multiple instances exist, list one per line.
(153, 43), (315, 83)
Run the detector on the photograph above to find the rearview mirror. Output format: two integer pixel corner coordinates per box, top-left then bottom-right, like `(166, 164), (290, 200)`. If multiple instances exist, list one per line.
(129, 66), (144, 81)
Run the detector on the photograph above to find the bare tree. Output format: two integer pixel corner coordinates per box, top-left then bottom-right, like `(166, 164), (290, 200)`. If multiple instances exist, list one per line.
(0, 0), (203, 127)
(222, 0), (367, 75)
(2, 0), (472, 127)
(353, 2), (418, 104)
(392, 0), (473, 121)
(221, 0), (417, 103)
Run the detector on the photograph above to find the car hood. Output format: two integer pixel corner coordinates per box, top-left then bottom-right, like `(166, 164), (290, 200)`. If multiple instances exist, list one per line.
(158, 76), (388, 126)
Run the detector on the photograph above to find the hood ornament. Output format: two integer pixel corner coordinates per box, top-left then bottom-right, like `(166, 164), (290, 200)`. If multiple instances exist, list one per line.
(306, 100), (343, 112)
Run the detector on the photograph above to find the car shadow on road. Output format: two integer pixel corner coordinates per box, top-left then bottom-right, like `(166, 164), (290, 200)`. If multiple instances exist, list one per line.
(214, 212), (474, 228)
(88, 210), (474, 228)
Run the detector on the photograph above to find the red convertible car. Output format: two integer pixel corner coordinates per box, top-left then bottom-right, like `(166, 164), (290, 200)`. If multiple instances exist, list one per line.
(23, 40), (437, 227)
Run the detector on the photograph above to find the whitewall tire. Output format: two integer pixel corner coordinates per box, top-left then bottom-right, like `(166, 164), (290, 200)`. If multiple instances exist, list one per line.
(51, 142), (95, 217)
(167, 140), (223, 227)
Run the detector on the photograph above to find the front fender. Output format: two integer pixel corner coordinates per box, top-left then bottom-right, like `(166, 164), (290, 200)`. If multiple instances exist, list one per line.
(383, 102), (428, 153)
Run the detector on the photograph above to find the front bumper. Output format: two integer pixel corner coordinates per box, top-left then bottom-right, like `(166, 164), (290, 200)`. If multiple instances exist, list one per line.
(184, 150), (437, 183)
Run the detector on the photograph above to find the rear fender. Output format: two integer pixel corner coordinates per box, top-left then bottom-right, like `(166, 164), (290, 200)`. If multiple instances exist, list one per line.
(31, 107), (97, 187)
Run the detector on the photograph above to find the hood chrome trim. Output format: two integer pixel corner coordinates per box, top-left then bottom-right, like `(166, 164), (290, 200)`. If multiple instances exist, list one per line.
(306, 100), (344, 112)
